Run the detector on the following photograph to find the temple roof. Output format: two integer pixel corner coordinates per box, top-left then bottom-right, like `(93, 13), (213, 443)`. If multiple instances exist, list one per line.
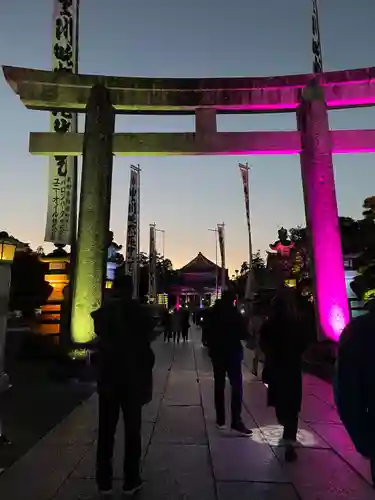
(180, 252), (219, 273)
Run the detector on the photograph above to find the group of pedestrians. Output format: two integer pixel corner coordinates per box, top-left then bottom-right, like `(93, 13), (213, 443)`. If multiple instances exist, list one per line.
(162, 307), (190, 343)
(89, 276), (375, 497)
(202, 287), (310, 462)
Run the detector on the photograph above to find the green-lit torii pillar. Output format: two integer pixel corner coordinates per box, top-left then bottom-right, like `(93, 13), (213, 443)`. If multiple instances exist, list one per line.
(70, 85), (115, 345)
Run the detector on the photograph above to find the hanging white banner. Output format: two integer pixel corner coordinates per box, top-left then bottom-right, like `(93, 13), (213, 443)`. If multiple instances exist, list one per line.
(45, 0), (79, 244)
(148, 224), (157, 302)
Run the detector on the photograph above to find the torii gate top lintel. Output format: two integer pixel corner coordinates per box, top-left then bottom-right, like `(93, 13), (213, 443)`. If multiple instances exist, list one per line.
(3, 65), (375, 114)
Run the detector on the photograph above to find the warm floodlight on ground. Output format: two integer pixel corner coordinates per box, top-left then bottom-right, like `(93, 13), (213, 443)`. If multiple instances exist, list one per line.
(250, 424), (318, 447)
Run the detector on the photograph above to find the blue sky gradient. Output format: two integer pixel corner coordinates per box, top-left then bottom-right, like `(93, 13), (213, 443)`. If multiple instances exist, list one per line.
(1, 0), (375, 271)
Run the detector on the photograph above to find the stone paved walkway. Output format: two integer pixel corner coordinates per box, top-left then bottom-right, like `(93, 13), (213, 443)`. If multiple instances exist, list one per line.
(0, 326), (374, 499)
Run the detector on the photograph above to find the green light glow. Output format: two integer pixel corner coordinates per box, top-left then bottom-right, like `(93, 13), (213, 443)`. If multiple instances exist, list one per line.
(71, 264), (103, 344)
(69, 348), (89, 360)
(363, 289), (375, 302)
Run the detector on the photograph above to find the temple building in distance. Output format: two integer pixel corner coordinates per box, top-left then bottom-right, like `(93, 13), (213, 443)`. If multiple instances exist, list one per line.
(171, 252), (228, 308)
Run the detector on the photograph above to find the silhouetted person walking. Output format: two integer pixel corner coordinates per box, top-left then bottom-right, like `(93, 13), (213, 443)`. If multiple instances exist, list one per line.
(334, 299), (375, 486)
(259, 288), (309, 462)
(181, 308), (190, 342)
(162, 309), (172, 342)
(171, 308), (182, 343)
(91, 275), (155, 497)
(206, 290), (252, 435)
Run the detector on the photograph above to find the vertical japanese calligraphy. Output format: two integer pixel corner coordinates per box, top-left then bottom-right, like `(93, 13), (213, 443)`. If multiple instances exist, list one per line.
(45, 0), (78, 244)
(125, 166), (140, 294)
(312, 0), (323, 74)
(148, 224), (157, 303)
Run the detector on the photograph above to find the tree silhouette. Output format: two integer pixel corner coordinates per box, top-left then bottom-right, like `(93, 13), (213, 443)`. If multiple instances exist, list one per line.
(10, 250), (52, 318)
(231, 251), (266, 298)
(137, 252), (176, 299)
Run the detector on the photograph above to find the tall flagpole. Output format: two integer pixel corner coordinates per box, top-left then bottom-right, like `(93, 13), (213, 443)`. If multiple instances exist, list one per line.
(136, 164), (141, 299)
(217, 223), (226, 292)
(312, 0), (323, 74)
(239, 163), (254, 300)
(246, 167), (254, 301)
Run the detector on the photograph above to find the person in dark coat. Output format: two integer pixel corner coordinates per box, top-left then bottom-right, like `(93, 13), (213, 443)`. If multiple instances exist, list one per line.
(259, 288), (310, 462)
(91, 274), (155, 497)
(181, 308), (190, 342)
(171, 308), (182, 343)
(206, 291), (252, 435)
(200, 308), (210, 346)
(334, 300), (375, 486)
(162, 309), (172, 342)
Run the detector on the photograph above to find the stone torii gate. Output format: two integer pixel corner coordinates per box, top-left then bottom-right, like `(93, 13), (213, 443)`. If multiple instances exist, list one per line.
(4, 65), (375, 344)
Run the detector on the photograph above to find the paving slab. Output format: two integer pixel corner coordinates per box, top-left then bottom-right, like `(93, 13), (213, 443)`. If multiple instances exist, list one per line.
(217, 481), (300, 500)
(310, 422), (373, 483)
(35, 396), (98, 446)
(303, 374), (336, 406)
(300, 394), (341, 424)
(152, 405), (207, 444)
(0, 441), (89, 500)
(142, 392), (163, 422)
(142, 443), (215, 500)
(152, 371), (170, 395)
(170, 344), (196, 371)
(164, 371), (201, 406)
(273, 447), (375, 500)
(52, 477), (108, 500)
(210, 437), (288, 482)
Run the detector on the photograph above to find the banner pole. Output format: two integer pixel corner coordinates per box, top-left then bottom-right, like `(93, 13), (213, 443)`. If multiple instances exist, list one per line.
(135, 164), (141, 299)
(312, 0), (323, 74)
(239, 162), (254, 301)
(217, 223), (226, 292)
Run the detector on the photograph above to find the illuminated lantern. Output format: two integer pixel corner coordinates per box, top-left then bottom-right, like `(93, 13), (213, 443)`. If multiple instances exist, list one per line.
(0, 238), (17, 264)
(35, 246), (70, 341)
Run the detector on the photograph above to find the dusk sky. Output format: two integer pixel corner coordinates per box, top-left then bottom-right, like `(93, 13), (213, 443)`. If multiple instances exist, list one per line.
(1, 0), (375, 272)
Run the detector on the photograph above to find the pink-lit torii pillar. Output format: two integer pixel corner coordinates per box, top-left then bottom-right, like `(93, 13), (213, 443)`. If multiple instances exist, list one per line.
(297, 83), (350, 341)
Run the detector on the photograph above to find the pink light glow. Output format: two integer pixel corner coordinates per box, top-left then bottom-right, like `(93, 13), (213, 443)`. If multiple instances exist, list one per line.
(329, 305), (348, 338)
(215, 95), (375, 112)
(298, 96), (350, 341)
(218, 150), (300, 155)
(211, 129), (375, 155)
